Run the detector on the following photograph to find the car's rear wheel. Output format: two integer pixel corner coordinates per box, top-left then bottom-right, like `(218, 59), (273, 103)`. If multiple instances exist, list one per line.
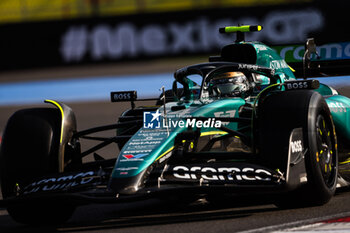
(0, 108), (75, 224)
(259, 90), (337, 207)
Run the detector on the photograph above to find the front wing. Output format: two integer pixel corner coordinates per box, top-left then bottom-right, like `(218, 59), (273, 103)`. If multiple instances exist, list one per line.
(0, 128), (307, 207)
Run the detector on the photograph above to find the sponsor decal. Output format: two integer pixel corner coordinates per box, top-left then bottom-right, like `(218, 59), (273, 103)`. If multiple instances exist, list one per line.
(214, 110), (236, 126)
(115, 167), (139, 171)
(111, 91), (137, 102)
(270, 60), (289, 70)
(129, 141), (161, 145)
(122, 153), (148, 160)
(23, 171), (96, 194)
(238, 64), (258, 70)
(214, 110), (236, 118)
(284, 80), (319, 90)
(288, 127), (305, 183)
(291, 140), (303, 153)
(329, 101), (347, 113)
(123, 149), (152, 153)
(172, 166), (272, 181)
(285, 81), (308, 90)
(116, 167), (139, 175)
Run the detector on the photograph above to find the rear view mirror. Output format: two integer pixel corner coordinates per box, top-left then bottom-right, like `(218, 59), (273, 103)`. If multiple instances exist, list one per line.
(305, 38), (317, 60)
(303, 38), (319, 79)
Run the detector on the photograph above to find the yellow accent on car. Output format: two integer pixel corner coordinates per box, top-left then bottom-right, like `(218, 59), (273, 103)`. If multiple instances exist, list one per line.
(223, 25), (262, 33)
(288, 65), (295, 72)
(45, 99), (64, 143)
(155, 146), (174, 161)
(200, 131), (228, 137)
(340, 157), (350, 165)
(155, 131), (227, 161)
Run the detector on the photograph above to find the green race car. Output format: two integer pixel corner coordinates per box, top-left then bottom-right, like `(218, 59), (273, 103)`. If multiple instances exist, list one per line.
(1, 25), (350, 224)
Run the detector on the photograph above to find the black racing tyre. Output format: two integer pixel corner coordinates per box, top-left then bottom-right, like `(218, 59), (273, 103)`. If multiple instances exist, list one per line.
(0, 108), (75, 224)
(258, 90), (338, 207)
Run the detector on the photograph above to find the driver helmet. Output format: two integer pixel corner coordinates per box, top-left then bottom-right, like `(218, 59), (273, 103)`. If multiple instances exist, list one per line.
(211, 71), (250, 97)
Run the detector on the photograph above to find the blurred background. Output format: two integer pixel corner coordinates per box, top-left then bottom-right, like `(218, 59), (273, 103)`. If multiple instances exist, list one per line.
(0, 0), (349, 145)
(0, 0), (349, 71)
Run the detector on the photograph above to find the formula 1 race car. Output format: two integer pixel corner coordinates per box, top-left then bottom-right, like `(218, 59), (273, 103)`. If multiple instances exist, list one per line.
(1, 25), (350, 225)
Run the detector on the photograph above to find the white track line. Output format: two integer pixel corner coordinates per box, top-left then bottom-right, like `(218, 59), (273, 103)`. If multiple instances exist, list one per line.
(237, 211), (350, 233)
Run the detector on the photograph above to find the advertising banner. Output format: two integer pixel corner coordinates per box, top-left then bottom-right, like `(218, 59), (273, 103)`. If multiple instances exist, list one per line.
(274, 42), (350, 63)
(0, 2), (348, 70)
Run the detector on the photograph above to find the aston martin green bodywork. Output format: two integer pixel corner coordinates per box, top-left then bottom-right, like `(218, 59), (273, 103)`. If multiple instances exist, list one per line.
(110, 40), (350, 185)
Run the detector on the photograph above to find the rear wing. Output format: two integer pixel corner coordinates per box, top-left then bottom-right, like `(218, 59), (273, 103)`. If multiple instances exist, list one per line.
(273, 41), (350, 79)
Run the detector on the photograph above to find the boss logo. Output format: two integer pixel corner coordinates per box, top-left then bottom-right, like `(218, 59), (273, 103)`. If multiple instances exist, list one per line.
(114, 92), (131, 100)
(285, 81), (308, 90)
(172, 166), (272, 181)
(291, 140), (303, 153)
(111, 91), (137, 102)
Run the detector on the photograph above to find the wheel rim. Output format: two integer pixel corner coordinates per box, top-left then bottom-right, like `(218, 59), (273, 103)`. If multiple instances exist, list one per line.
(315, 114), (336, 187)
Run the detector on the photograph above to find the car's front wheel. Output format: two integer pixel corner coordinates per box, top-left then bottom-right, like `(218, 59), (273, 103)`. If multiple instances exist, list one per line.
(0, 108), (76, 224)
(259, 90), (337, 207)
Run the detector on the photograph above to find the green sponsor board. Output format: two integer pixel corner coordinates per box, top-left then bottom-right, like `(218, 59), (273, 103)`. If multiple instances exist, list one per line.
(273, 42), (350, 63)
